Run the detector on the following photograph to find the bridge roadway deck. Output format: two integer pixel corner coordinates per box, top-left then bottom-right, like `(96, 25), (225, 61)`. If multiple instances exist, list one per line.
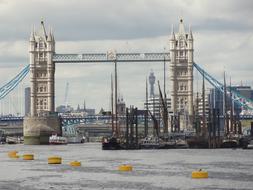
(1, 114), (253, 124)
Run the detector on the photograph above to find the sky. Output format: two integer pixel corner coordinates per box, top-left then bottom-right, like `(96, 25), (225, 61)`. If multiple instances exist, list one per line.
(0, 0), (253, 114)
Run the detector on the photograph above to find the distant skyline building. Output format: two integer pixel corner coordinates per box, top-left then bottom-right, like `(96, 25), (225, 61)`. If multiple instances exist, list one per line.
(149, 70), (156, 98)
(117, 96), (126, 116)
(24, 87), (31, 116)
(144, 95), (172, 119)
(209, 85), (253, 116)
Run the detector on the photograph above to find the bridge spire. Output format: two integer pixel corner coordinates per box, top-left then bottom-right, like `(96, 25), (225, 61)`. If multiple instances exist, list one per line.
(188, 25), (193, 40)
(170, 24), (175, 40)
(30, 26), (35, 42)
(47, 27), (53, 42)
(39, 19), (47, 40)
(178, 18), (186, 37)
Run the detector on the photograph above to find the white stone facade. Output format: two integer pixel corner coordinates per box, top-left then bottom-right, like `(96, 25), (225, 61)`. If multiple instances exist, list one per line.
(29, 21), (55, 116)
(170, 19), (194, 117)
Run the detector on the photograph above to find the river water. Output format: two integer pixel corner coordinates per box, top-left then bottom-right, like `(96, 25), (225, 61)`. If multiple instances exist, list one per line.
(0, 143), (253, 190)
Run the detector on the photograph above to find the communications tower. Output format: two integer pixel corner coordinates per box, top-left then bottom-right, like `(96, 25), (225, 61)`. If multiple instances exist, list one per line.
(149, 70), (156, 98)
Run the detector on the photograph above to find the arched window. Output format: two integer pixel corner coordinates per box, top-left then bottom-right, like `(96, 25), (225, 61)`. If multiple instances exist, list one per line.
(179, 41), (184, 48)
(39, 42), (44, 48)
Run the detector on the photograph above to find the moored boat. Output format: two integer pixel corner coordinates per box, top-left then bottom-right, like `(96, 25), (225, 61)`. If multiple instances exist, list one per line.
(102, 136), (122, 150)
(140, 136), (165, 149)
(6, 136), (23, 144)
(247, 140), (253, 149)
(49, 134), (67, 145)
(175, 139), (188, 149)
(187, 136), (209, 148)
(220, 138), (238, 148)
(140, 136), (177, 149)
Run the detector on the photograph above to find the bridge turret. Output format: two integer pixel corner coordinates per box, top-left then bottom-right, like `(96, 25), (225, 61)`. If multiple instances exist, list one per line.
(29, 27), (35, 42)
(29, 21), (55, 116)
(47, 28), (52, 42)
(187, 25), (194, 117)
(170, 25), (176, 50)
(47, 28), (55, 52)
(29, 27), (35, 51)
(187, 26), (193, 49)
(169, 18), (194, 129)
(170, 24), (177, 116)
(24, 20), (60, 145)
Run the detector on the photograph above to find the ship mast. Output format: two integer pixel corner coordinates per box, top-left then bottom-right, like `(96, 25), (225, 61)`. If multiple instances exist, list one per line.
(114, 60), (118, 136)
(111, 73), (114, 135)
(202, 72), (206, 136)
(223, 71), (229, 135)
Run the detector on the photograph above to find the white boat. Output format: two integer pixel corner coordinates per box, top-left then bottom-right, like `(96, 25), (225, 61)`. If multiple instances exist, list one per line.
(140, 136), (176, 149)
(6, 136), (23, 144)
(49, 134), (67, 145)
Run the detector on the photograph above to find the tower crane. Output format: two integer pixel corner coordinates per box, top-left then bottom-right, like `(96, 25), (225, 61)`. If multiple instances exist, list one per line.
(64, 82), (69, 112)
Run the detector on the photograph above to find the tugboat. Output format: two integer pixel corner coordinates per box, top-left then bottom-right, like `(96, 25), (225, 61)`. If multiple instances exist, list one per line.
(102, 136), (122, 150)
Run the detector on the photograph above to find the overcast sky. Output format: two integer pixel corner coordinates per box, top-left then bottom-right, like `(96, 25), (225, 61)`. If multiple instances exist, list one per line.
(0, 0), (253, 114)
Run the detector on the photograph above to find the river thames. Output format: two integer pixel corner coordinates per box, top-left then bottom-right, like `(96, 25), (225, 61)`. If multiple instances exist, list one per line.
(0, 143), (253, 190)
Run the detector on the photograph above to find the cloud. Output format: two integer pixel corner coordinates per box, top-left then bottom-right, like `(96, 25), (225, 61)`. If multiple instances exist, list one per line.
(0, 0), (253, 114)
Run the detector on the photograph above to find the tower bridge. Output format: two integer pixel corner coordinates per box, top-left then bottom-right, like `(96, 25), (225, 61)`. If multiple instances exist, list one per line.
(22, 19), (195, 144)
(1, 19), (253, 144)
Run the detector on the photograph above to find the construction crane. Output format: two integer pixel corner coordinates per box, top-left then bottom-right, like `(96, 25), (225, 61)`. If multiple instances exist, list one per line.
(64, 82), (69, 112)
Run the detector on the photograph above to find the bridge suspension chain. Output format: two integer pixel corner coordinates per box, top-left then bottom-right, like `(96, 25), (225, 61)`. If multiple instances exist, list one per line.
(0, 65), (29, 100)
(193, 62), (253, 112)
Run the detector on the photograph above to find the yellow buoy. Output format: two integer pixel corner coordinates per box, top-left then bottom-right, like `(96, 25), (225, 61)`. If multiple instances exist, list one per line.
(192, 170), (208, 179)
(8, 151), (18, 158)
(12, 155), (20, 159)
(118, 164), (133, 171)
(23, 154), (34, 160)
(48, 156), (62, 164)
(70, 161), (81, 167)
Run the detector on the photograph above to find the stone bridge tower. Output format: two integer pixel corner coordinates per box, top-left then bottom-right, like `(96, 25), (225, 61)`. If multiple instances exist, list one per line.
(170, 19), (193, 127)
(23, 21), (60, 145)
(30, 21), (55, 116)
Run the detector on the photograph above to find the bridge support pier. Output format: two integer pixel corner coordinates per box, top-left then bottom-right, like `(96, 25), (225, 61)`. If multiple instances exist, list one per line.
(23, 115), (61, 145)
